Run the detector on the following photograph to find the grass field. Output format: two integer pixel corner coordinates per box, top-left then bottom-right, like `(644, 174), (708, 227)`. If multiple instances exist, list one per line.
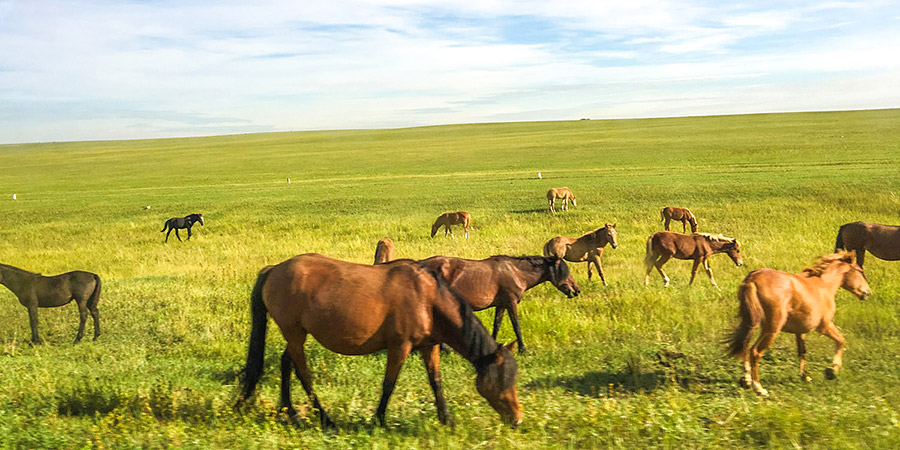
(1, 109), (899, 449)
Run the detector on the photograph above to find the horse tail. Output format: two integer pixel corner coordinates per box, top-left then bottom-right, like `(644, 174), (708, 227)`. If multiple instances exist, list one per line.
(88, 273), (102, 308)
(237, 265), (273, 404)
(160, 219), (168, 232)
(643, 236), (656, 268)
(726, 280), (764, 357)
(834, 223), (847, 252)
(659, 208), (666, 222)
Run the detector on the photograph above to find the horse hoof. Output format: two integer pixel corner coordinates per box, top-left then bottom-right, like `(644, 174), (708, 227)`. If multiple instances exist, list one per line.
(801, 375), (812, 383)
(824, 367), (837, 380)
(739, 377), (751, 389)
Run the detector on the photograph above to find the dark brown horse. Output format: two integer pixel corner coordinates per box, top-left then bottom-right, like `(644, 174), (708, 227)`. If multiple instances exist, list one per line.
(834, 221), (900, 268)
(726, 251), (870, 396)
(660, 207), (698, 233)
(0, 263), (101, 344)
(431, 211), (471, 238)
(547, 187), (576, 212)
(373, 238), (395, 264)
(418, 255), (580, 353)
(644, 232), (743, 287)
(161, 213), (204, 242)
(543, 223), (618, 285)
(237, 254), (522, 429)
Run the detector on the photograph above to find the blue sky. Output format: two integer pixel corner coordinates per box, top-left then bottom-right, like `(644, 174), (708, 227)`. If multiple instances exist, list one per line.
(1, 0), (898, 144)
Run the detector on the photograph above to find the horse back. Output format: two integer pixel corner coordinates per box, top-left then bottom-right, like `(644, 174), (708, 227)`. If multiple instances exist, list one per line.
(419, 256), (501, 309)
(842, 222), (900, 260)
(650, 231), (699, 259)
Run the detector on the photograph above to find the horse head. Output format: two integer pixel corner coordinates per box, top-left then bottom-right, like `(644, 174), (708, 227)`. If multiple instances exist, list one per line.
(839, 251), (871, 300)
(475, 342), (522, 427)
(546, 256), (580, 298)
(603, 223), (618, 249)
(194, 214), (204, 226)
(726, 239), (743, 267)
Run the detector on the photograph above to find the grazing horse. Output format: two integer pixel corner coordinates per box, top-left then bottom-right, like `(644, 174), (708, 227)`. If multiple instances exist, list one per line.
(547, 187), (576, 212)
(660, 207), (698, 233)
(237, 254), (522, 428)
(431, 211), (471, 239)
(161, 213), (204, 242)
(834, 221), (900, 268)
(543, 223), (619, 285)
(644, 231), (743, 287)
(0, 263), (101, 344)
(726, 251), (870, 397)
(373, 238), (395, 264)
(418, 255), (580, 353)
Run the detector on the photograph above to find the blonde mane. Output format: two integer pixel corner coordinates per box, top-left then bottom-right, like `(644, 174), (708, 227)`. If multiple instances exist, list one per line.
(802, 251), (853, 277)
(695, 232), (734, 242)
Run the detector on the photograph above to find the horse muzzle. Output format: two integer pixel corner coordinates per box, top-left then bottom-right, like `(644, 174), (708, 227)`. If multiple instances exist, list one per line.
(611, 243), (618, 249)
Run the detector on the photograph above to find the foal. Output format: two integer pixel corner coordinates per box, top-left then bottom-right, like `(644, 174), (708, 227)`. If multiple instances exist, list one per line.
(660, 207), (698, 233)
(543, 224), (618, 285)
(547, 187), (576, 212)
(431, 211), (471, 238)
(644, 231), (742, 287)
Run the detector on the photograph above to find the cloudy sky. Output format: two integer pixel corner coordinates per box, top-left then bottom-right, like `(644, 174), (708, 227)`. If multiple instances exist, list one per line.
(1, 0), (898, 144)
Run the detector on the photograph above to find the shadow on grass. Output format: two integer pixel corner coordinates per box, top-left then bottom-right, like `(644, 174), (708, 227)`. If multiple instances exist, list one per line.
(526, 369), (667, 396)
(510, 208), (548, 214)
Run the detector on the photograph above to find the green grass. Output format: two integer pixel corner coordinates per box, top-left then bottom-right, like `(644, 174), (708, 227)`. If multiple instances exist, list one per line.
(1, 109), (900, 449)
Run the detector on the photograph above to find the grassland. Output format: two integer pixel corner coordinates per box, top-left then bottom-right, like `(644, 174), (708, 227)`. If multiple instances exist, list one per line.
(1, 109), (899, 449)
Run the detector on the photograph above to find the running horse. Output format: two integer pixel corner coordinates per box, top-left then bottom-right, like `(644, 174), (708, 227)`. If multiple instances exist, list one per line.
(644, 231), (743, 287)
(418, 255), (580, 353)
(547, 187), (576, 212)
(660, 207), (698, 233)
(237, 254), (522, 429)
(373, 238), (395, 264)
(161, 213), (204, 242)
(431, 211), (471, 238)
(834, 221), (900, 268)
(726, 251), (870, 396)
(543, 223), (618, 285)
(0, 263), (101, 344)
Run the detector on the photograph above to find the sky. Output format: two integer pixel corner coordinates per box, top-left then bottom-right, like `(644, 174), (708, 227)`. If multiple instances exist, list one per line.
(1, 0), (899, 144)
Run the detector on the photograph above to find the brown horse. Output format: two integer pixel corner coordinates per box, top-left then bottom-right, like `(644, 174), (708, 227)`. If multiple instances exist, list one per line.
(726, 251), (870, 397)
(418, 255), (580, 353)
(0, 263), (101, 344)
(644, 232), (743, 287)
(543, 224), (618, 285)
(237, 254), (521, 429)
(834, 221), (900, 268)
(660, 207), (697, 233)
(431, 211), (471, 238)
(547, 187), (576, 212)
(373, 238), (395, 264)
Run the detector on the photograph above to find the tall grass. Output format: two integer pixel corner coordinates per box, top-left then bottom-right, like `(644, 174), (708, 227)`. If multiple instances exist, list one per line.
(1, 109), (899, 448)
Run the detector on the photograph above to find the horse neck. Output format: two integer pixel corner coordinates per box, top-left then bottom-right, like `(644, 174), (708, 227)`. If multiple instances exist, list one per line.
(586, 229), (608, 246)
(707, 239), (731, 253)
(817, 263), (850, 292)
(508, 257), (549, 290)
(436, 293), (499, 364)
(0, 264), (35, 292)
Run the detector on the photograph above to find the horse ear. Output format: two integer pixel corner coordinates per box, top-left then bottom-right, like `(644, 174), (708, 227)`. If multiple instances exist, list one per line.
(845, 249), (857, 262)
(504, 341), (518, 353)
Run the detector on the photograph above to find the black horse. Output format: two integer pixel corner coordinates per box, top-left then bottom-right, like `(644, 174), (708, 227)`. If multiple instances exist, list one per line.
(0, 263), (102, 344)
(161, 213), (204, 242)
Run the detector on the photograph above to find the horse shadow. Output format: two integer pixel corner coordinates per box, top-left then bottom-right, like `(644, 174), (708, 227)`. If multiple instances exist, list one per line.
(526, 369), (666, 397)
(510, 208), (547, 214)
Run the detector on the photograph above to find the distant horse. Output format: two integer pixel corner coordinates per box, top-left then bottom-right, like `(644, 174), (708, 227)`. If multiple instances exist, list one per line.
(161, 213), (204, 242)
(0, 263), (101, 344)
(373, 238), (396, 264)
(644, 231), (743, 287)
(419, 255), (580, 353)
(431, 211), (471, 238)
(543, 223), (618, 285)
(834, 221), (900, 268)
(726, 251), (870, 397)
(547, 187), (576, 212)
(237, 254), (522, 428)
(660, 207), (698, 233)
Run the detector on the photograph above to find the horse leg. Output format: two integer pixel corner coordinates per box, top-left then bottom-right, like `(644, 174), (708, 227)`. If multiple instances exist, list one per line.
(164, 227), (172, 242)
(549, 199), (554, 213)
(284, 335), (335, 429)
(664, 217), (671, 231)
(748, 329), (780, 396)
(507, 302), (527, 354)
(421, 345), (451, 425)
(644, 255), (657, 285)
(689, 259), (702, 285)
(491, 308), (506, 339)
(375, 344), (412, 426)
(74, 300), (88, 343)
(703, 259), (717, 287)
(280, 349), (302, 423)
(447, 225), (453, 238)
(820, 321), (846, 380)
(592, 254), (607, 286)
(175, 228), (183, 242)
(654, 256), (672, 287)
(795, 333), (811, 382)
(26, 301), (43, 345)
(186, 226), (192, 241)
(88, 297), (101, 341)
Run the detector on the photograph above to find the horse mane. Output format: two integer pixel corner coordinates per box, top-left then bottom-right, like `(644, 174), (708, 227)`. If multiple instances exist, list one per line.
(696, 232), (734, 242)
(0, 263), (38, 276)
(802, 252), (852, 277)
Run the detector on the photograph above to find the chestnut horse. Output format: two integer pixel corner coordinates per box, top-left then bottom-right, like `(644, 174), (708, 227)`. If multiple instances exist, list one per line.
(373, 238), (395, 264)
(237, 254), (521, 429)
(0, 263), (101, 344)
(726, 251), (870, 396)
(660, 207), (697, 233)
(543, 223), (618, 285)
(834, 221), (900, 268)
(431, 211), (471, 238)
(418, 255), (580, 353)
(547, 187), (576, 212)
(644, 232), (743, 287)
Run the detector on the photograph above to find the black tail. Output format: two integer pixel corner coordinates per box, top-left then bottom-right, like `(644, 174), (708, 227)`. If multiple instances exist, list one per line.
(834, 224), (847, 252)
(88, 274), (102, 307)
(160, 220), (168, 232)
(237, 266), (273, 404)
